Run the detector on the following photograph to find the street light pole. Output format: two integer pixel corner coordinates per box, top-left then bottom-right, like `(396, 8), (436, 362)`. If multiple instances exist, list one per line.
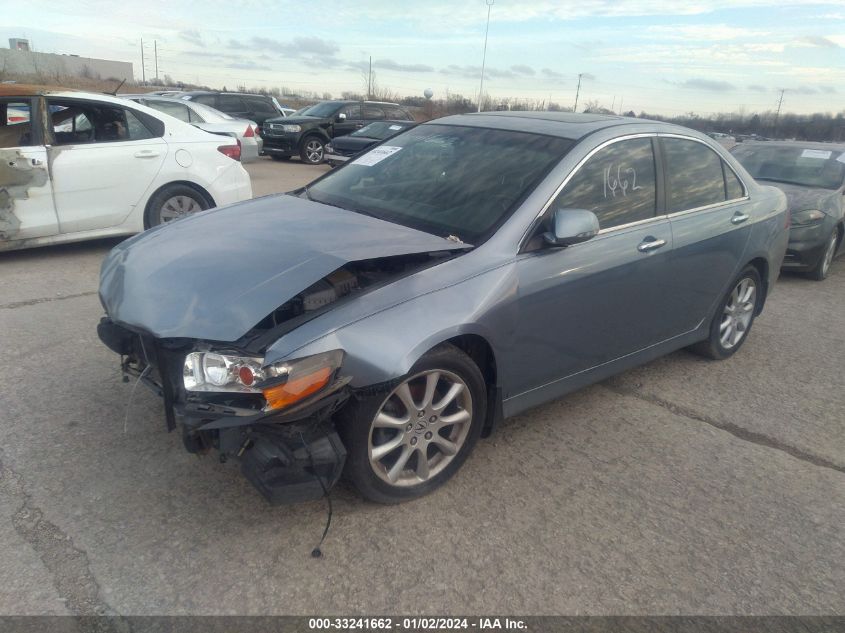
(477, 0), (494, 113)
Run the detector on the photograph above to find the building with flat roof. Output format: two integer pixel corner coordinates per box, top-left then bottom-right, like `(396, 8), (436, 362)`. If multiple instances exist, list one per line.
(1, 42), (133, 82)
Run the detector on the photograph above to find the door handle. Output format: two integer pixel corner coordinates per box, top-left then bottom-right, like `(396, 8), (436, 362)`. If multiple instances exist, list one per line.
(31, 158), (44, 166)
(731, 213), (750, 225)
(134, 151), (160, 158)
(637, 238), (667, 253)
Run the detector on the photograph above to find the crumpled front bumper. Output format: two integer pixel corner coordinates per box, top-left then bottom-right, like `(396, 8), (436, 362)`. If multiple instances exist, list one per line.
(97, 317), (348, 504)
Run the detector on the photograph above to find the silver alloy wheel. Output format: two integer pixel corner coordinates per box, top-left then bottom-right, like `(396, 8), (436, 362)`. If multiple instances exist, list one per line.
(720, 277), (757, 349)
(158, 195), (202, 223)
(820, 232), (837, 278)
(368, 369), (473, 487)
(304, 139), (324, 163)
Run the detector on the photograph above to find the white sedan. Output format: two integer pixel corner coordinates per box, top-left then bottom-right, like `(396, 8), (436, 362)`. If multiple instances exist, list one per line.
(121, 94), (263, 163)
(0, 86), (252, 252)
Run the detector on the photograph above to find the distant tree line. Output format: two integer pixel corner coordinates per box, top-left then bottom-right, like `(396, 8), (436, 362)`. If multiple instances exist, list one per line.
(631, 110), (845, 142)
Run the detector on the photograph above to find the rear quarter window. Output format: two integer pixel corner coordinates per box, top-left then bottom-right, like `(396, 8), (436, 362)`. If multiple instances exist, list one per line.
(663, 138), (727, 211)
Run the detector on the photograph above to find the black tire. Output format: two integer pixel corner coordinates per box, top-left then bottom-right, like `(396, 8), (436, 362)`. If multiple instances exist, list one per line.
(337, 344), (487, 504)
(271, 155), (291, 161)
(807, 229), (839, 281)
(144, 184), (210, 229)
(690, 265), (762, 360)
(299, 136), (326, 164)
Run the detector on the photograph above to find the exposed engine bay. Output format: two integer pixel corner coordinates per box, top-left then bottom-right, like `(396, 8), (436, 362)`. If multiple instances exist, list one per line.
(244, 251), (452, 343)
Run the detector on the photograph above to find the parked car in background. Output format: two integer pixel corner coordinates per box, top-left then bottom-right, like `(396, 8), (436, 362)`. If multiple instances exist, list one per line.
(96, 112), (787, 505)
(731, 141), (845, 280)
(261, 99), (415, 164)
(0, 85), (252, 251)
(325, 120), (416, 166)
(707, 132), (736, 149)
(122, 94), (263, 163)
(178, 91), (285, 126)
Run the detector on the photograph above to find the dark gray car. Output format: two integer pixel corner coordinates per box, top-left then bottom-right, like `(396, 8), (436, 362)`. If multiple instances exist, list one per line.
(97, 113), (788, 504)
(731, 141), (845, 280)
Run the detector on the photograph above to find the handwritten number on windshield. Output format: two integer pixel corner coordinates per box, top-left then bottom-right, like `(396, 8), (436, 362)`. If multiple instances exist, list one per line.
(603, 165), (642, 198)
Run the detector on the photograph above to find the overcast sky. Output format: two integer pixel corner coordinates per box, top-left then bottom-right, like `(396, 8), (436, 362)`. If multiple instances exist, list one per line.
(4, 0), (845, 116)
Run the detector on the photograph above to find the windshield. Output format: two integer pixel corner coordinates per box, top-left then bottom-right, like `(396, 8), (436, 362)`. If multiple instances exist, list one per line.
(732, 144), (845, 189)
(351, 121), (412, 140)
(306, 124), (573, 243)
(297, 102), (343, 118)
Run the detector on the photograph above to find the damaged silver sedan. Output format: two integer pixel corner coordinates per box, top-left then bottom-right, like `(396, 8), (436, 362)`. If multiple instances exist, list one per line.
(98, 112), (789, 504)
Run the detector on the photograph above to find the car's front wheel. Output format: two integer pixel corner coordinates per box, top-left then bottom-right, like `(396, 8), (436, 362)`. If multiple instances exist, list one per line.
(145, 185), (210, 228)
(690, 265), (762, 360)
(808, 229), (839, 281)
(299, 137), (325, 164)
(338, 344), (486, 503)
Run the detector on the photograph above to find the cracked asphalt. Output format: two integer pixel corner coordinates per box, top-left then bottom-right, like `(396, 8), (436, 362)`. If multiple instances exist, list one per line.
(0, 157), (843, 616)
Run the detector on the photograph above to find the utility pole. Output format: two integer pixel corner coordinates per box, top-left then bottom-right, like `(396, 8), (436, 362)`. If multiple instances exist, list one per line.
(774, 89), (785, 135)
(367, 56), (372, 100)
(618, 96), (623, 115)
(611, 95), (615, 112)
(140, 38), (145, 84)
(477, 0), (494, 112)
(573, 73), (583, 112)
(154, 40), (159, 83)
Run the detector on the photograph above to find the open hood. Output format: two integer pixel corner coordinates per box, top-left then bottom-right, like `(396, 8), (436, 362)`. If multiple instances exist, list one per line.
(99, 195), (467, 341)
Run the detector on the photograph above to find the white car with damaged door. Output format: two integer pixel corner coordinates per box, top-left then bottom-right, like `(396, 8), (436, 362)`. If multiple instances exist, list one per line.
(0, 85), (252, 252)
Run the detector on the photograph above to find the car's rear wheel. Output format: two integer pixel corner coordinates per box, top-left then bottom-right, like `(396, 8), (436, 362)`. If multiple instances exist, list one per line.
(299, 137), (325, 164)
(690, 265), (761, 360)
(145, 185), (209, 228)
(338, 344), (486, 504)
(807, 229), (839, 281)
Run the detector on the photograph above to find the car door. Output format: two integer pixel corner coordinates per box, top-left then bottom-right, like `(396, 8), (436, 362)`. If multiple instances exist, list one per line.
(510, 136), (677, 397)
(0, 97), (58, 242)
(660, 136), (752, 332)
(46, 98), (167, 234)
(334, 103), (362, 137)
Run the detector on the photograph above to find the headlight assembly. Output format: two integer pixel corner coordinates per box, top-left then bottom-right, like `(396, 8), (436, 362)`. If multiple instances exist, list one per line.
(282, 124), (301, 133)
(791, 209), (825, 226)
(183, 349), (344, 411)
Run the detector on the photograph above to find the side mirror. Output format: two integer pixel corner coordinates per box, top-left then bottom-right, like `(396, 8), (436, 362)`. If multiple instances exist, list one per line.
(337, 113), (347, 121)
(543, 208), (600, 247)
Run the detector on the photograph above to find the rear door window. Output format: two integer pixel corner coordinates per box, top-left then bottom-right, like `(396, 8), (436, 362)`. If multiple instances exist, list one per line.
(48, 100), (157, 144)
(244, 96), (276, 114)
(363, 105), (386, 120)
(663, 138), (728, 211)
(550, 137), (658, 230)
(192, 94), (216, 107)
(217, 95), (248, 114)
(384, 105), (412, 121)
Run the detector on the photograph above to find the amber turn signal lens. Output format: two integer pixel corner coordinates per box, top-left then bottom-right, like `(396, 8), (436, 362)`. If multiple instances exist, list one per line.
(262, 367), (332, 411)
